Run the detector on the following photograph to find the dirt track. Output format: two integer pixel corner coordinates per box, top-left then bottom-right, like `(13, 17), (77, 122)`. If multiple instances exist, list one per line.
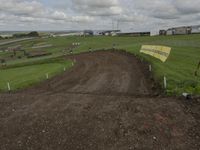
(0, 51), (199, 150)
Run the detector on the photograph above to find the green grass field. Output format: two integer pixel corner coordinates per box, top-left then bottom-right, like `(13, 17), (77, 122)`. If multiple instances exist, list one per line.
(0, 59), (72, 91)
(0, 34), (200, 94)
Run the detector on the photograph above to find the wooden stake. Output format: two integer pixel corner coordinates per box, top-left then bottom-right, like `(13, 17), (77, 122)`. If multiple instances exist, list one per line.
(7, 82), (11, 91)
(164, 76), (167, 89)
(46, 73), (49, 79)
(149, 65), (152, 72)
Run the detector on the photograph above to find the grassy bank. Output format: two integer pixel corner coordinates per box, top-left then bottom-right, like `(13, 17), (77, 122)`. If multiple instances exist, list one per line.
(0, 35), (200, 94)
(0, 59), (72, 91)
(73, 35), (200, 95)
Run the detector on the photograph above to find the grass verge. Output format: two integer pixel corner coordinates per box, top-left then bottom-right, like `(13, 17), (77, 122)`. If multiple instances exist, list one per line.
(0, 59), (72, 91)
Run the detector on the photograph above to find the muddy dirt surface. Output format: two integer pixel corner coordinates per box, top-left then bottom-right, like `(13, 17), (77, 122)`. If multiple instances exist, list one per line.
(0, 51), (199, 150)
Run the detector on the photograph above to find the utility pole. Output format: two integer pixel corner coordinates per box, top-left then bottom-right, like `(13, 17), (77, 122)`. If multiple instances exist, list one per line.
(117, 20), (119, 30)
(112, 19), (114, 30)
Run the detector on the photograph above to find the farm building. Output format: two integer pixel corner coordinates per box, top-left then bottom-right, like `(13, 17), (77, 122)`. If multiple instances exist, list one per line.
(166, 26), (191, 35)
(160, 25), (200, 35)
(166, 29), (173, 35)
(117, 32), (150, 37)
(159, 30), (167, 35)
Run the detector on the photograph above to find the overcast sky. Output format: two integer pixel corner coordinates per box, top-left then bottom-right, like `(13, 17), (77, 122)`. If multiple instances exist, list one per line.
(0, 0), (200, 32)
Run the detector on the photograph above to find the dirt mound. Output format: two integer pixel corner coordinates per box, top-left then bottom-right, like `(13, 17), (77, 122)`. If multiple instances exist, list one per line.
(24, 50), (156, 95)
(0, 51), (199, 150)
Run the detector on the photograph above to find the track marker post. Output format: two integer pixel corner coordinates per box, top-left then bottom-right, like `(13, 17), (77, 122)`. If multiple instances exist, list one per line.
(46, 73), (49, 79)
(7, 82), (11, 91)
(164, 76), (167, 89)
(149, 65), (152, 72)
(64, 67), (66, 71)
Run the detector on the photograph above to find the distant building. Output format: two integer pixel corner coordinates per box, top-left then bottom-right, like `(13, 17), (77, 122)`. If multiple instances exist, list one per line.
(159, 30), (167, 35)
(167, 26), (191, 35)
(176, 26), (191, 35)
(166, 28), (174, 35)
(160, 25), (200, 36)
(93, 31), (103, 36)
(110, 31), (118, 36)
(117, 32), (150, 37)
(95, 30), (120, 36)
(83, 30), (94, 36)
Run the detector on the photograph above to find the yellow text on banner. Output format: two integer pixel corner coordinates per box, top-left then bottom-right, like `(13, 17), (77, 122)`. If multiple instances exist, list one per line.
(140, 45), (171, 62)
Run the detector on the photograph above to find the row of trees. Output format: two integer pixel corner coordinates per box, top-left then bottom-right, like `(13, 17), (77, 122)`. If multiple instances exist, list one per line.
(13, 31), (39, 38)
(0, 31), (40, 40)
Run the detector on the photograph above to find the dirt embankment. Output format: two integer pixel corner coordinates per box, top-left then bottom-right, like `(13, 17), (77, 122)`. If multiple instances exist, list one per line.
(23, 50), (155, 95)
(0, 51), (199, 150)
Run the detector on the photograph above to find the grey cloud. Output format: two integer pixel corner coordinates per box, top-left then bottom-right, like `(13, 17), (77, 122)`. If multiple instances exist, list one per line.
(173, 0), (200, 15)
(0, 0), (200, 31)
(72, 0), (122, 16)
(0, 0), (94, 23)
(126, 0), (180, 20)
(73, 0), (119, 8)
(0, 0), (45, 16)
